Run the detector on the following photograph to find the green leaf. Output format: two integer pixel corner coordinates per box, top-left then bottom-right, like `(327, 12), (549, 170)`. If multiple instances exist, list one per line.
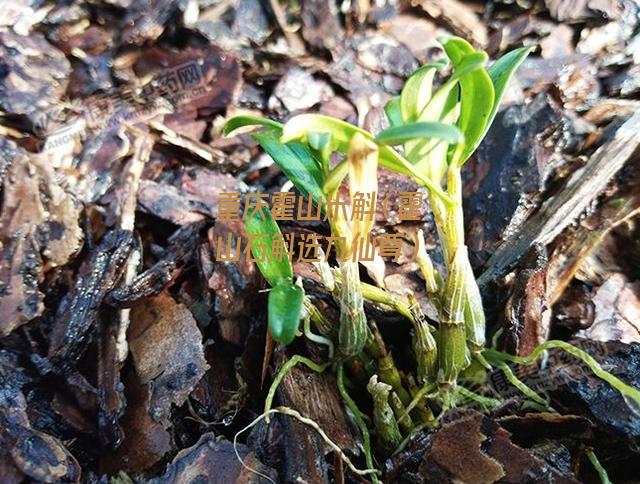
(223, 115), (283, 135)
(281, 114), (370, 152)
(307, 131), (333, 152)
(375, 122), (464, 146)
(440, 37), (495, 167)
(400, 63), (438, 123)
(415, 51), (488, 122)
(484, 46), (534, 142)
(411, 91), (459, 183)
(245, 206), (293, 288)
(323, 159), (348, 195)
(268, 282), (304, 344)
(252, 130), (325, 205)
(280, 114), (455, 206)
(406, 51), (486, 182)
(384, 96), (403, 128)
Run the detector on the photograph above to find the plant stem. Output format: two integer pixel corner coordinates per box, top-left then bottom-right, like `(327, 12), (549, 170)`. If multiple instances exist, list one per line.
(337, 364), (380, 484)
(367, 375), (403, 455)
(338, 261), (370, 357)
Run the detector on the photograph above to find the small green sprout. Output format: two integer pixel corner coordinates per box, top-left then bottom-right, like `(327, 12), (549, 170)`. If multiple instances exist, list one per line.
(245, 207), (302, 344)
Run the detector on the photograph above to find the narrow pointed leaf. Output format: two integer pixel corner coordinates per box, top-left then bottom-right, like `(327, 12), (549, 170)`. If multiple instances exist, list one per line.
(400, 64), (436, 123)
(323, 159), (348, 195)
(412, 93), (460, 183)
(252, 129), (324, 205)
(440, 37), (494, 166)
(375, 122), (463, 146)
(281, 114), (455, 206)
(484, 46), (534, 140)
(224, 115), (283, 135)
(245, 207), (293, 288)
(384, 96), (403, 128)
(406, 51), (486, 182)
(416, 51), (488, 121)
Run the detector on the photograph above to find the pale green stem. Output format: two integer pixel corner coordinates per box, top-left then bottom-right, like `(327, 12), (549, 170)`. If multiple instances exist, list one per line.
(337, 364), (380, 484)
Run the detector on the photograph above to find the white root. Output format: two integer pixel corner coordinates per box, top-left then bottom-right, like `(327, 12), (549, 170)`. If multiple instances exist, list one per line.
(233, 406), (379, 482)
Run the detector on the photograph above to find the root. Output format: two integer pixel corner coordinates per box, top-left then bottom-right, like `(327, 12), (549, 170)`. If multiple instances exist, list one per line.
(303, 314), (335, 359)
(455, 386), (502, 410)
(264, 355), (330, 422)
(493, 361), (554, 411)
(484, 340), (640, 414)
(586, 449), (612, 484)
(483, 340), (636, 483)
(233, 406), (379, 483)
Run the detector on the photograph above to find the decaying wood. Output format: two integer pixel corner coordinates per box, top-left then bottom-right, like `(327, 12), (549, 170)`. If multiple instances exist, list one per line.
(115, 133), (154, 363)
(107, 220), (208, 307)
(150, 432), (277, 483)
(0, 353), (81, 482)
(2, 0), (640, 480)
(503, 244), (552, 357)
(0, 148), (83, 336)
(47, 230), (136, 371)
(479, 110), (640, 286)
(149, 120), (228, 165)
(547, 165), (640, 304)
(128, 291), (209, 423)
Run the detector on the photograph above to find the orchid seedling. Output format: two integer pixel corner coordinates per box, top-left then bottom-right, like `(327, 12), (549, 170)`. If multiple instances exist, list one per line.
(224, 37), (639, 480)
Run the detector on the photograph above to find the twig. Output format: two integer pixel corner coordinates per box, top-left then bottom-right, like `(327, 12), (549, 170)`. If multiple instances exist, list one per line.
(115, 134), (153, 363)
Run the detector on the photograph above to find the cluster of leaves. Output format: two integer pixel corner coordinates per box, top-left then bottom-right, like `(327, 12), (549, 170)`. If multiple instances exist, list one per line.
(225, 36), (531, 354)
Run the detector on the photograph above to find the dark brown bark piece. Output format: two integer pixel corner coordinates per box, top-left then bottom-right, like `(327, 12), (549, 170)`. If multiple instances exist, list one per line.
(97, 306), (126, 449)
(503, 245), (551, 357)
(543, 340), (640, 445)
(479, 110), (640, 286)
(103, 367), (172, 473)
(108, 221), (209, 307)
(0, 148), (83, 337)
(149, 433), (277, 484)
(208, 222), (263, 346)
(0, 353), (81, 483)
(121, 0), (178, 46)
(577, 274), (640, 344)
(300, 0), (344, 52)
(417, 411), (579, 483)
(463, 93), (568, 270)
(133, 45), (241, 116)
(546, 163), (640, 304)
(544, 0), (622, 22)
(48, 230), (136, 371)
(408, 0), (488, 47)
(0, 31), (70, 126)
(269, 66), (334, 114)
(129, 291), (209, 423)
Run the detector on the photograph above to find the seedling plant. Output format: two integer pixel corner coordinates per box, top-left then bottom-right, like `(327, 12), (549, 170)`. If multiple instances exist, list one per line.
(225, 37), (637, 482)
